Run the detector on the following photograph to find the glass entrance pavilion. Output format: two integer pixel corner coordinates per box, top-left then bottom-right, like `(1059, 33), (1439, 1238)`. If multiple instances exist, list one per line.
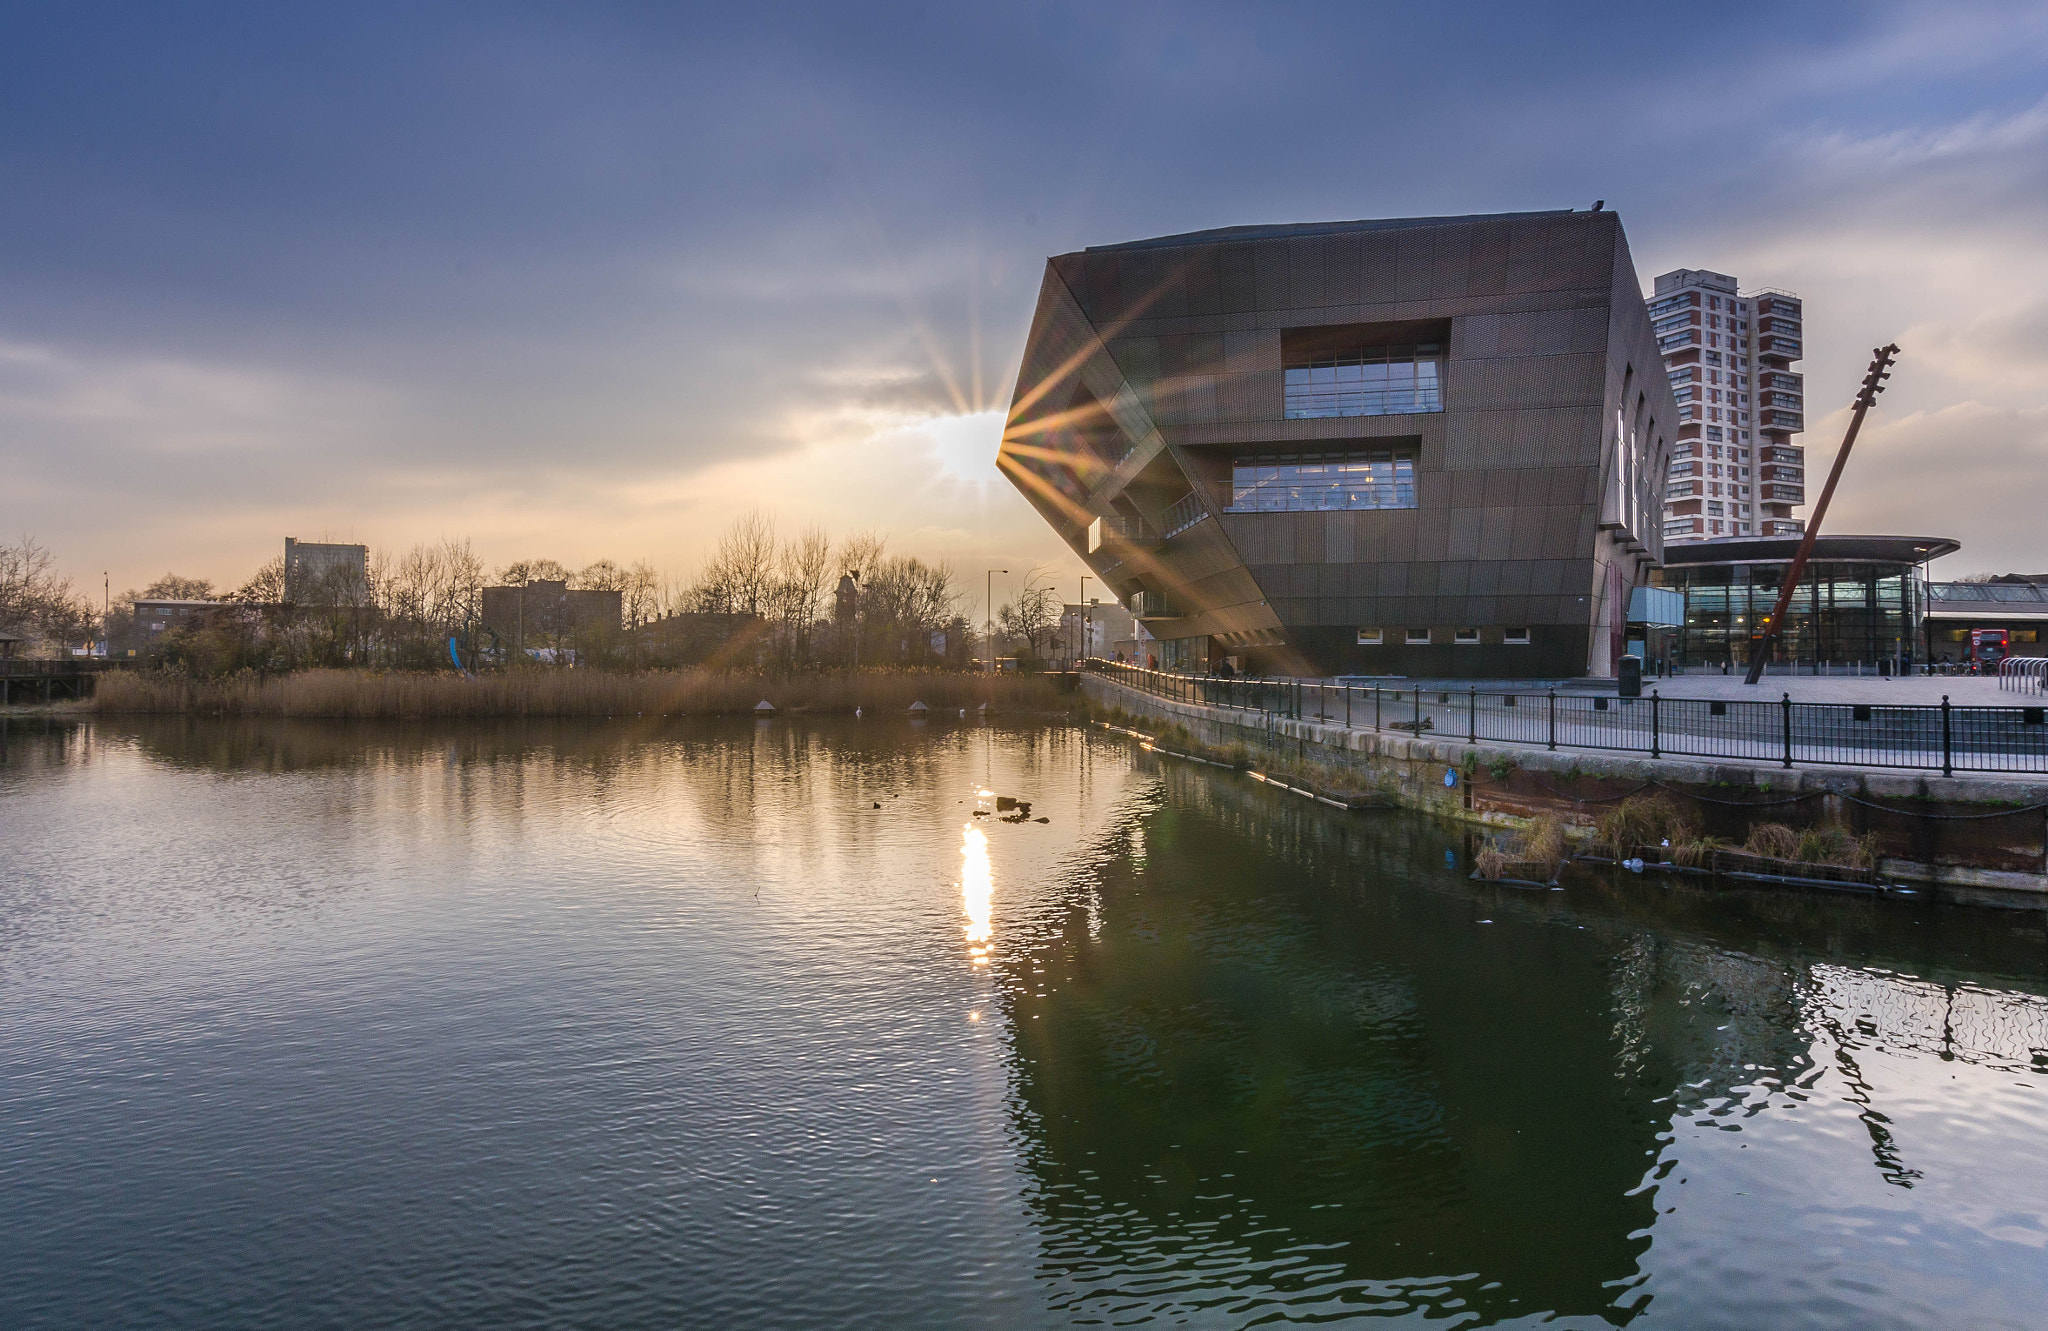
(1654, 535), (1957, 670)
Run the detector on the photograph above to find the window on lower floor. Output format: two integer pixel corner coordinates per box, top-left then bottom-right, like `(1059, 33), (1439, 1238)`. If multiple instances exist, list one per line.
(1405, 627), (1431, 645)
(1357, 627), (1382, 645)
(1505, 627), (1531, 644)
(1454, 627), (1480, 644)
(1229, 448), (1416, 512)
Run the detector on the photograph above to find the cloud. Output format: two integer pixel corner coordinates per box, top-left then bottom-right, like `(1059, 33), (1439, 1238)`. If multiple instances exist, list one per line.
(4, 1), (2047, 597)
(1816, 401), (2048, 572)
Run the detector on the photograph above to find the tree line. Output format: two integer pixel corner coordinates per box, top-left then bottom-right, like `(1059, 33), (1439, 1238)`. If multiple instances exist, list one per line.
(4, 518), (1074, 674)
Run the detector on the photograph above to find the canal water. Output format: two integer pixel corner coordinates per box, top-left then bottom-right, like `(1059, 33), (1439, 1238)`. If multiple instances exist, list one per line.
(2, 717), (2046, 1329)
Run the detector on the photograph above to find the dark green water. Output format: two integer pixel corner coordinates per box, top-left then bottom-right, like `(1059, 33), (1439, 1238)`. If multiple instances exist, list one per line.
(2, 716), (2045, 1328)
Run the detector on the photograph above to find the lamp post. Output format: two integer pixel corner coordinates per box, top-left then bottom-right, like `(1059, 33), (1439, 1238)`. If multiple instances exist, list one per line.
(986, 569), (1007, 674)
(1077, 576), (1092, 664)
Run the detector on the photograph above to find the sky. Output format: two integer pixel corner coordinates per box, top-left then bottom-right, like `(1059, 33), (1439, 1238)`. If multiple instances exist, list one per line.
(4, 1), (2048, 613)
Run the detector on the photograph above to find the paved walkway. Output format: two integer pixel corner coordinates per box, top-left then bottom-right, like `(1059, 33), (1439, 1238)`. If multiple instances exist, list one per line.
(1641, 674), (2024, 705)
(1332, 673), (2031, 706)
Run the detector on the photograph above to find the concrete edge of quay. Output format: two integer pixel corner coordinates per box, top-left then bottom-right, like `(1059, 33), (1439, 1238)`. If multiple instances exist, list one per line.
(1081, 673), (2048, 905)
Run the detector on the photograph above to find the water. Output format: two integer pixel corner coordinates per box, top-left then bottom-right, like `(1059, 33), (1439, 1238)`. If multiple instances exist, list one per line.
(3, 716), (2046, 1329)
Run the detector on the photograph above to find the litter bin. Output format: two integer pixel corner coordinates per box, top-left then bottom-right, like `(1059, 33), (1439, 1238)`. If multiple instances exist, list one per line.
(1879, 657), (1891, 677)
(1619, 654), (1642, 699)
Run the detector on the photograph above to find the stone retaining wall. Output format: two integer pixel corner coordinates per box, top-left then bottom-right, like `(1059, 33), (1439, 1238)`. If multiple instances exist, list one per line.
(1083, 673), (2048, 903)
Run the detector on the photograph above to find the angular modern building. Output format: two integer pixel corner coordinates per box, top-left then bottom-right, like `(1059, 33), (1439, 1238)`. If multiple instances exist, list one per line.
(997, 209), (1678, 679)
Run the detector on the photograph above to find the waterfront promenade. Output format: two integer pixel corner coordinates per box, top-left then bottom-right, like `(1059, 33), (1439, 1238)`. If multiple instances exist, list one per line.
(1083, 664), (2048, 899)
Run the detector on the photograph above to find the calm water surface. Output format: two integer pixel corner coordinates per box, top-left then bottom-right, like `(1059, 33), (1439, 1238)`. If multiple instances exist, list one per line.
(3, 716), (2046, 1328)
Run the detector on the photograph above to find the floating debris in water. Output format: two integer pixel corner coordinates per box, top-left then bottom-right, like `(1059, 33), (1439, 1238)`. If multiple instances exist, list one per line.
(754, 700), (775, 714)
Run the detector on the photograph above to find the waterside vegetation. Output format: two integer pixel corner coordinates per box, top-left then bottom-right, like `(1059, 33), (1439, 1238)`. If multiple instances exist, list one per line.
(94, 668), (1077, 719)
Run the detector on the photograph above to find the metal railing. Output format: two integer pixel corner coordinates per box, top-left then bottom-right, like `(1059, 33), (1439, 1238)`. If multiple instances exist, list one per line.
(1999, 657), (2048, 694)
(1160, 489), (1210, 539)
(1086, 660), (2048, 777)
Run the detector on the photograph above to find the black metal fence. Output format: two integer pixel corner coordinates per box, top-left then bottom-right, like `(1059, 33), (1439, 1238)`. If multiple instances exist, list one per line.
(1088, 661), (2048, 776)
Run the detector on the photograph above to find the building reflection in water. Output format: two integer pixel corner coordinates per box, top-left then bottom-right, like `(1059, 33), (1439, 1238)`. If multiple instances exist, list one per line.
(994, 749), (2048, 1326)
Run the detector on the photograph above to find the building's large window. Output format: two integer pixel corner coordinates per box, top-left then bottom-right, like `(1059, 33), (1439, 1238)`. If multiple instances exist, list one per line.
(1228, 448), (1417, 512)
(1284, 343), (1443, 419)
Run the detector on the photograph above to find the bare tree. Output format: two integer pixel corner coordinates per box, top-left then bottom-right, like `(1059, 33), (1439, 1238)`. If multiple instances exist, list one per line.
(0, 535), (95, 649)
(621, 559), (662, 628)
(835, 529), (886, 583)
(230, 556), (286, 604)
(691, 511), (779, 616)
(773, 526), (833, 664)
(497, 558), (572, 586)
(573, 559), (627, 592)
(379, 538), (485, 666)
(997, 565), (1061, 661)
(143, 573), (215, 601)
(855, 555), (962, 664)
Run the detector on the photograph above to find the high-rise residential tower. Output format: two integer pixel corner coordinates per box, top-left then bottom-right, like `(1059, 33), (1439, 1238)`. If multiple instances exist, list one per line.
(1648, 270), (1806, 542)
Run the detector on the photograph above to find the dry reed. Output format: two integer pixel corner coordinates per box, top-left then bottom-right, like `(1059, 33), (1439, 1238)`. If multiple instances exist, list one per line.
(1743, 823), (1803, 859)
(94, 668), (1073, 720)
(1522, 813), (1567, 865)
(1593, 794), (1686, 858)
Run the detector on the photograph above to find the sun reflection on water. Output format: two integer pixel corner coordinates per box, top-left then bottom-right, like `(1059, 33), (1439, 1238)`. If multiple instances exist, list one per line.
(961, 823), (993, 964)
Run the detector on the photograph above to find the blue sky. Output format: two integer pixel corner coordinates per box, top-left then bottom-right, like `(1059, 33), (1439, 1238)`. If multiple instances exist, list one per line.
(5, 1), (2047, 603)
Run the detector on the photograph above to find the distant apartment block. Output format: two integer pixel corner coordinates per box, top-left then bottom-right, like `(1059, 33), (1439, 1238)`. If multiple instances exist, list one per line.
(479, 580), (622, 648)
(284, 537), (371, 603)
(1648, 270), (1805, 542)
(131, 598), (225, 641)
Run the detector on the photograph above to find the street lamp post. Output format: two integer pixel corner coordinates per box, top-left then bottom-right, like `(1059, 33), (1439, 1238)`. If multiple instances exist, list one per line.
(986, 569), (1007, 674)
(1077, 576), (1091, 664)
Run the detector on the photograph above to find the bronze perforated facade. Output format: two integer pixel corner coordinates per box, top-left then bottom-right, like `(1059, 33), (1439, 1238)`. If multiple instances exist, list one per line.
(998, 209), (1677, 678)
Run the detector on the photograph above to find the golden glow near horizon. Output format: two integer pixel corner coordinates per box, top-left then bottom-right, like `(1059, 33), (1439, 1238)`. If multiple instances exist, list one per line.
(961, 821), (993, 964)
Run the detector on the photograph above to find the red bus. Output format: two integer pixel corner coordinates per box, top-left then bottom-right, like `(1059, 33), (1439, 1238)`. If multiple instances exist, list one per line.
(1971, 628), (2009, 666)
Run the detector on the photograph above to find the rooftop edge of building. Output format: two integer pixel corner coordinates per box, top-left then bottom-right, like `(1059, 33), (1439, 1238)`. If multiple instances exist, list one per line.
(1077, 208), (1586, 255)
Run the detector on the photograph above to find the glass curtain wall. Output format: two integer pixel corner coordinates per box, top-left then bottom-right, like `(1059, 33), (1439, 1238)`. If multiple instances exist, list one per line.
(1283, 344), (1443, 419)
(1666, 561), (1919, 668)
(1228, 449), (1417, 512)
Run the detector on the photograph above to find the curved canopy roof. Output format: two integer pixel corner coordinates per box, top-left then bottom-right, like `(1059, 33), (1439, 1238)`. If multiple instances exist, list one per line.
(1661, 535), (1959, 567)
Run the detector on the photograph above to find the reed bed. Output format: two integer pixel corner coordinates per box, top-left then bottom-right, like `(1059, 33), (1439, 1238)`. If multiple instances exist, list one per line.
(94, 668), (1074, 719)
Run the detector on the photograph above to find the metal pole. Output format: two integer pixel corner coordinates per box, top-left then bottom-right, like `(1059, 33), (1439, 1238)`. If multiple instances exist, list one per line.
(1078, 576), (1091, 665)
(1941, 694), (1953, 777)
(1548, 690), (1556, 750)
(986, 569), (1007, 675)
(1781, 692), (1794, 769)
(1650, 690), (1660, 759)
(1375, 687), (1381, 731)
(1746, 344), (1899, 684)
(1468, 688), (1477, 744)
